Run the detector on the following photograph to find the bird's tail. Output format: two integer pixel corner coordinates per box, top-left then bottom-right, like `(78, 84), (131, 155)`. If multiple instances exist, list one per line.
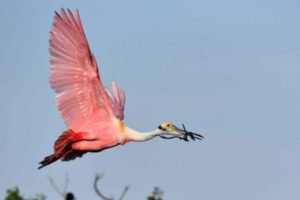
(38, 129), (85, 169)
(38, 153), (59, 169)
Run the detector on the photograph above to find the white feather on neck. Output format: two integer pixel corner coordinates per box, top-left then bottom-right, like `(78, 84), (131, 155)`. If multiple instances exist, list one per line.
(123, 126), (163, 142)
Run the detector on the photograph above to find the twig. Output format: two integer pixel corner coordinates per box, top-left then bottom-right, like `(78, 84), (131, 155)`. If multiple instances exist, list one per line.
(119, 185), (130, 200)
(94, 173), (130, 200)
(48, 174), (69, 199)
(63, 173), (69, 195)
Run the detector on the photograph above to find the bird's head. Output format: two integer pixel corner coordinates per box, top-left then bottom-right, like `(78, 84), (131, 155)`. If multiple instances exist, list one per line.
(158, 122), (204, 141)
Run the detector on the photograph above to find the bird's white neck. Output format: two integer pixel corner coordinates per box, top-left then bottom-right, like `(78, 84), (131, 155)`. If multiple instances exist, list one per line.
(123, 126), (163, 142)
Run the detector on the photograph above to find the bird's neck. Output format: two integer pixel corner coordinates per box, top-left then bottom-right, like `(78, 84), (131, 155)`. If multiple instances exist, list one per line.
(123, 126), (162, 142)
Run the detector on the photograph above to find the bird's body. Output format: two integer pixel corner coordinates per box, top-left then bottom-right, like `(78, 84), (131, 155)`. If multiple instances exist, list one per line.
(38, 9), (203, 169)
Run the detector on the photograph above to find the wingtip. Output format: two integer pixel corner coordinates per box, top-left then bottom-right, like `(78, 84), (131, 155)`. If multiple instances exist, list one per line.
(60, 8), (66, 14)
(75, 8), (80, 15)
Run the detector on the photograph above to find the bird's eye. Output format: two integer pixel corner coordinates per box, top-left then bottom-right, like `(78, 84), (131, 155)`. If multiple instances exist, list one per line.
(166, 124), (170, 127)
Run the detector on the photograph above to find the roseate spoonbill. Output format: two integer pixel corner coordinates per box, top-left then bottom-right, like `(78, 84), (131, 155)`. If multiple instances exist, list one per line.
(38, 9), (203, 169)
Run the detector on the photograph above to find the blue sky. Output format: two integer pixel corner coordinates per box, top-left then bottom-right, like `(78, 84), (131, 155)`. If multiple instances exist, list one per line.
(1, 0), (300, 199)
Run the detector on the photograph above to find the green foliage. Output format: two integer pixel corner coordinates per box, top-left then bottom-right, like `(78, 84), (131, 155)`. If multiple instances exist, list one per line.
(147, 187), (164, 200)
(4, 187), (46, 200)
(5, 188), (23, 200)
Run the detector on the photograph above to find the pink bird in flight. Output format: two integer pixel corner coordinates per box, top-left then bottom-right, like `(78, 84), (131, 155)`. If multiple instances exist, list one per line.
(38, 9), (203, 169)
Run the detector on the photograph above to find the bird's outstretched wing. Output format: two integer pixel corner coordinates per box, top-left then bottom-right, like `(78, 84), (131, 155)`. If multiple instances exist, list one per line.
(105, 82), (125, 120)
(49, 9), (125, 128)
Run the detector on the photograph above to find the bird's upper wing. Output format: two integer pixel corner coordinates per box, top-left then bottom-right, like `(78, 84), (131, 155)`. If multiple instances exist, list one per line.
(49, 9), (125, 128)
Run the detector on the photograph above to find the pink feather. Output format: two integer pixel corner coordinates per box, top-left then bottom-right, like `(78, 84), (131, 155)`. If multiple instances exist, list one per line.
(39, 9), (130, 169)
(49, 8), (125, 129)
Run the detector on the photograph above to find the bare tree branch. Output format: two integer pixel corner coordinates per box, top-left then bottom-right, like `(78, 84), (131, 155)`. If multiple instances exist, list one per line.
(48, 174), (69, 199)
(63, 173), (69, 195)
(93, 173), (129, 200)
(48, 176), (64, 198)
(94, 173), (113, 200)
(119, 185), (130, 200)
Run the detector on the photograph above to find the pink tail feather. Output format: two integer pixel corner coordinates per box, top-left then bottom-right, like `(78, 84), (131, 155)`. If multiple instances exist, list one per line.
(38, 130), (85, 169)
